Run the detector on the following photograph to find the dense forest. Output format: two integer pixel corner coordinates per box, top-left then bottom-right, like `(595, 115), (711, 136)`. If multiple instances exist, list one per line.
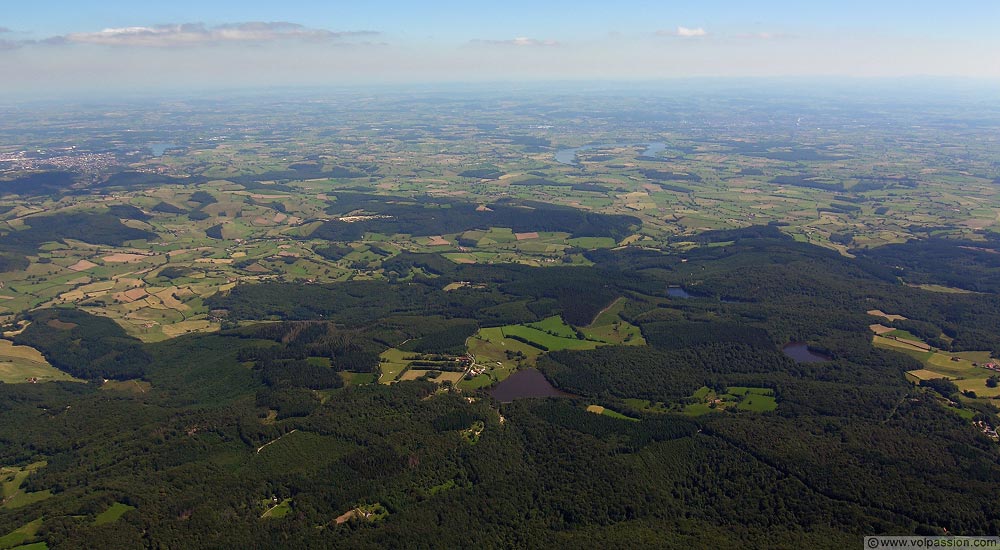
(3, 229), (1000, 547)
(313, 193), (641, 241)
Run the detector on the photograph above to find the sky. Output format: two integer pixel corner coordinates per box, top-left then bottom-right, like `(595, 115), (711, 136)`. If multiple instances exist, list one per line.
(1, 1), (998, 97)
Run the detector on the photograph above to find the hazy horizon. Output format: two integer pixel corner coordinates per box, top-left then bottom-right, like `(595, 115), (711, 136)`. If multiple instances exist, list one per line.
(2, 1), (998, 98)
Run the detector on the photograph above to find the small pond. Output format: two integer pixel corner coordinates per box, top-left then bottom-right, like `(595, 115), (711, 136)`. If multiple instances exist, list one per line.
(667, 286), (692, 298)
(490, 369), (575, 403)
(782, 343), (831, 363)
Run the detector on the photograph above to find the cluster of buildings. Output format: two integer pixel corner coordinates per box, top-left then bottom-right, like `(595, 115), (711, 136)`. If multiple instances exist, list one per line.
(974, 420), (998, 440)
(0, 148), (118, 173)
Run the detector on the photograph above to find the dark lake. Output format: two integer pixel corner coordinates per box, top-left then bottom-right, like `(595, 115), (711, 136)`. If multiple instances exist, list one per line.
(555, 142), (666, 166)
(490, 369), (574, 403)
(149, 142), (176, 157)
(782, 343), (831, 363)
(667, 286), (692, 298)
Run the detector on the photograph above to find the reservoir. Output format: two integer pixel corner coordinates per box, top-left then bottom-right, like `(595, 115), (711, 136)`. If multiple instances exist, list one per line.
(149, 142), (177, 157)
(782, 343), (831, 363)
(555, 142), (667, 166)
(667, 286), (692, 298)
(490, 369), (574, 403)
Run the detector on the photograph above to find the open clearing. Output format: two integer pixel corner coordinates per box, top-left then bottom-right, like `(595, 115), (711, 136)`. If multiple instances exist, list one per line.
(586, 404), (640, 421)
(867, 309), (907, 321)
(399, 370), (465, 384)
(500, 324), (600, 351)
(0, 340), (82, 384)
(261, 498), (292, 519)
(869, 324), (895, 335)
(102, 253), (152, 263)
(581, 298), (645, 346)
(1, 462), (52, 510)
(876, 332), (1000, 397)
(101, 379), (152, 394)
(683, 386), (777, 416)
(906, 369), (953, 381)
(0, 518), (43, 549)
(94, 502), (136, 526)
(67, 259), (98, 272)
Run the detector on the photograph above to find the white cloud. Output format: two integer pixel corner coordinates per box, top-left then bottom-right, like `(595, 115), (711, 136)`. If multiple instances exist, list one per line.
(675, 26), (707, 38)
(657, 26), (708, 38)
(472, 37), (559, 47)
(52, 22), (377, 48)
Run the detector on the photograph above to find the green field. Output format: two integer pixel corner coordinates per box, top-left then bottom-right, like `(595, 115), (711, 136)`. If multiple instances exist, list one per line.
(378, 348), (413, 383)
(565, 237), (617, 249)
(262, 498), (293, 519)
(1, 462), (51, 510)
(874, 334), (1000, 398)
(736, 394), (779, 412)
(94, 502), (136, 526)
(581, 298), (645, 346)
(586, 405), (640, 421)
(340, 371), (378, 386)
(500, 325), (600, 351)
(682, 386), (777, 416)
(0, 518), (42, 550)
(525, 315), (578, 338)
(0, 340), (81, 384)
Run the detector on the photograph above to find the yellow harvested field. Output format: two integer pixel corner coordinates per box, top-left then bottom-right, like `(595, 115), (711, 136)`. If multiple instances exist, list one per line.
(78, 281), (116, 293)
(195, 258), (233, 264)
(514, 232), (539, 241)
(445, 254), (477, 264)
(67, 259), (98, 272)
(867, 309), (907, 321)
(58, 290), (87, 301)
(873, 335), (928, 352)
(0, 340), (48, 362)
(954, 378), (1000, 398)
(115, 288), (149, 303)
(586, 405), (606, 414)
(102, 253), (152, 263)
(154, 288), (189, 310)
(0, 340), (81, 384)
(335, 509), (357, 524)
(895, 337), (931, 351)
(249, 193), (288, 200)
(160, 320), (218, 338)
(426, 236), (450, 246)
(869, 324), (895, 335)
